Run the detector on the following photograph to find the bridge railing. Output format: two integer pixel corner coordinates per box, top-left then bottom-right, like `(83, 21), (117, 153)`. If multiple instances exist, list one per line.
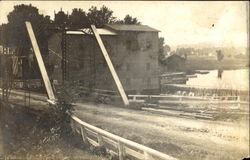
(69, 113), (177, 160)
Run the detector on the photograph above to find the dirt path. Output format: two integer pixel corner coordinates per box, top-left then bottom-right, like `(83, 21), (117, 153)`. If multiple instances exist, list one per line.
(73, 102), (249, 160)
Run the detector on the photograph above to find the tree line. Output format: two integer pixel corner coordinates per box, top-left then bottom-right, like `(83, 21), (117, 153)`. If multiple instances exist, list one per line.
(0, 4), (141, 55)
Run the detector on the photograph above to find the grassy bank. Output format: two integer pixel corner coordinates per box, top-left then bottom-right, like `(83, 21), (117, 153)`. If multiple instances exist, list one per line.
(0, 102), (106, 160)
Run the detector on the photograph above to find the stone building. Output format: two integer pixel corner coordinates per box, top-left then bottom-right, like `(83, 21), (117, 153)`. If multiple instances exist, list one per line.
(48, 24), (160, 94)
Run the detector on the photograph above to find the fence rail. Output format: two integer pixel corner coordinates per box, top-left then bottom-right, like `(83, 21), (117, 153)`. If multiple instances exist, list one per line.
(69, 113), (177, 160)
(128, 94), (243, 104)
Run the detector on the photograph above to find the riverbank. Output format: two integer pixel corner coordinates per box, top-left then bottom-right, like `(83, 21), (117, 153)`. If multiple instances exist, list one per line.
(0, 101), (106, 160)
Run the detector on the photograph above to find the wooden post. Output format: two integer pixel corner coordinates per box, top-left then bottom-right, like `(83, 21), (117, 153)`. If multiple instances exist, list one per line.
(91, 25), (129, 106)
(97, 133), (104, 146)
(133, 96), (136, 101)
(80, 126), (90, 145)
(118, 141), (125, 160)
(144, 151), (155, 160)
(25, 21), (56, 102)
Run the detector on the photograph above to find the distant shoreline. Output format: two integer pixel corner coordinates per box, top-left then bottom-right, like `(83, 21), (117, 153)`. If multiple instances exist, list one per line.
(185, 56), (248, 71)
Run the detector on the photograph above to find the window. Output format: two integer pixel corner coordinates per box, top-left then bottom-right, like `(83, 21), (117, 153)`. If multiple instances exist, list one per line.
(146, 63), (150, 71)
(146, 41), (152, 49)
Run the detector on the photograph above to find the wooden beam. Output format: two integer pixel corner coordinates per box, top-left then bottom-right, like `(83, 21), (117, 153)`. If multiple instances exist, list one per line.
(25, 21), (56, 102)
(91, 25), (129, 106)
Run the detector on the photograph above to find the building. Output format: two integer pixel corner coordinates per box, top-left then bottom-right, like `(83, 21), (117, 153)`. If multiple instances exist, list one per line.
(48, 24), (160, 94)
(161, 54), (186, 72)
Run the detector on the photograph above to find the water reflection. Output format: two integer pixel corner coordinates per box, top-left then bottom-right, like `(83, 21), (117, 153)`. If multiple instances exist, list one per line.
(186, 69), (249, 90)
(217, 69), (223, 79)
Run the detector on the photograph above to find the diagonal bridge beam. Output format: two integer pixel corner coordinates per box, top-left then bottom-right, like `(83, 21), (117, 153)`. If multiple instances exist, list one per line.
(90, 25), (129, 106)
(25, 21), (56, 104)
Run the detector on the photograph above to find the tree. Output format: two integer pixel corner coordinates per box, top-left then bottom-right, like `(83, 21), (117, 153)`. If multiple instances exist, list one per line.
(87, 5), (116, 27)
(115, 14), (141, 25)
(158, 37), (165, 64)
(164, 45), (171, 56)
(4, 4), (52, 56)
(123, 14), (141, 24)
(54, 9), (69, 28)
(216, 50), (224, 61)
(0, 24), (10, 46)
(68, 8), (89, 29)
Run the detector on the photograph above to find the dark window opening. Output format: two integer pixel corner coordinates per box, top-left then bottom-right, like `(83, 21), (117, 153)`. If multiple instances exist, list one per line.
(146, 41), (152, 49)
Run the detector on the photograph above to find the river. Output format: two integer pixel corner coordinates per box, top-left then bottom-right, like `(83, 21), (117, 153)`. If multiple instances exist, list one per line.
(186, 69), (249, 91)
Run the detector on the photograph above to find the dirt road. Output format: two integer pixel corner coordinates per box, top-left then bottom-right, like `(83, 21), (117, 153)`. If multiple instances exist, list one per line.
(73, 102), (249, 160)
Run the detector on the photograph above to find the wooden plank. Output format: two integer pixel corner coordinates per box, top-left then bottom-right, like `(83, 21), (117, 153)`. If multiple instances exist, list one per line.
(91, 25), (129, 106)
(87, 137), (99, 147)
(144, 151), (155, 160)
(80, 126), (89, 145)
(129, 100), (145, 103)
(125, 147), (144, 160)
(118, 141), (125, 160)
(25, 21), (56, 102)
(107, 149), (118, 156)
(158, 100), (240, 104)
(103, 136), (118, 147)
(97, 133), (104, 146)
(85, 128), (98, 136)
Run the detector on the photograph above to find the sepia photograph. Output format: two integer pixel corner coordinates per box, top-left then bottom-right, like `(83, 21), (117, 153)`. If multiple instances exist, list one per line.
(0, 1), (249, 160)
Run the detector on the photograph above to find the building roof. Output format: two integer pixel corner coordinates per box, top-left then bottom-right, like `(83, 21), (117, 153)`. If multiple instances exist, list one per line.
(105, 24), (160, 32)
(66, 28), (117, 35)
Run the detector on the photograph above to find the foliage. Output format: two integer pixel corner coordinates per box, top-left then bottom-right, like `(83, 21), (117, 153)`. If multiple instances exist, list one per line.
(1, 4), (142, 49)
(68, 8), (89, 29)
(115, 14), (141, 25)
(87, 5), (116, 27)
(54, 10), (69, 28)
(54, 6), (141, 28)
(164, 45), (171, 53)
(158, 37), (165, 64)
(2, 4), (52, 56)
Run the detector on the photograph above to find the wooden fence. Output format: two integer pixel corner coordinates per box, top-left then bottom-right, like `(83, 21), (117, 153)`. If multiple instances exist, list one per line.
(69, 113), (177, 160)
(128, 94), (244, 105)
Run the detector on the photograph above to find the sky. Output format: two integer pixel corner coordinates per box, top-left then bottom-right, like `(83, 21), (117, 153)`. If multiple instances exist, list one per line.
(0, 1), (248, 48)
